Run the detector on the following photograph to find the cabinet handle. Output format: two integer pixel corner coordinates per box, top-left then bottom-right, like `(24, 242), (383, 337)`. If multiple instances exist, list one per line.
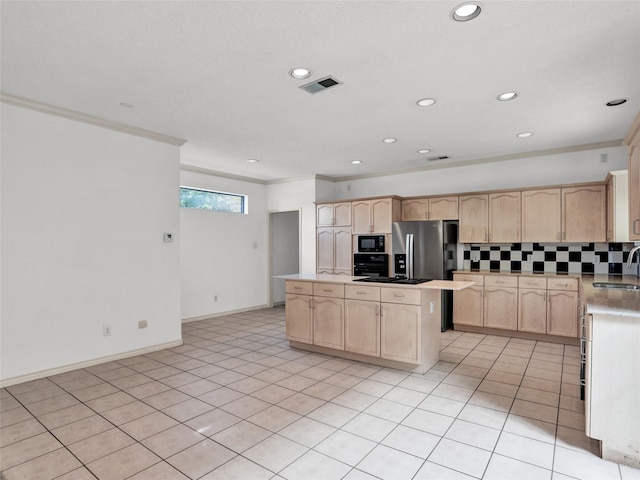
(634, 219), (640, 235)
(393, 293), (405, 298)
(356, 291), (367, 295)
(323, 289), (332, 293)
(294, 286), (302, 290)
(309, 298), (315, 308)
(562, 232), (566, 240)
(425, 212), (430, 220)
(485, 232), (488, 241)
(557, 232), (561, 241)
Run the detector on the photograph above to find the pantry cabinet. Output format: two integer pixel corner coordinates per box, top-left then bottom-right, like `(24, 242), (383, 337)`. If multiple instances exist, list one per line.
(562, 185), (606, 242)
(488, 191), (521, 243)
(317, 202), (351, 227)
(316, 227), (352, 275)
(459, 194), (488, 243)
(352, 197), (401, 234)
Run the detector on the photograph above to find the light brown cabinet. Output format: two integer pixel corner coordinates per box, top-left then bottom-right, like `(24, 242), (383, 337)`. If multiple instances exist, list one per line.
(625, 111), (640, 241)
(285, 282), (313, 344)
(459, 194), (489, 243)
(452, 273), (484, 327)
(522, 189), (562, 242)
(313, 296), (344, 350)
(317, 202), (351, 227)
(344, 285), (381, 357)
(488, 192), (521, 243)
(483, 276), (518, 330)
(402, 196), (458, 221)
(517, 276), (547, 334)
(316, 227), (352, 275)
(352, 198), (401, 234)
(562, 185), (606, 242)
(606, 171), (630, 242)
(546, 277), (579, 337)
(380, 301), (421, 364)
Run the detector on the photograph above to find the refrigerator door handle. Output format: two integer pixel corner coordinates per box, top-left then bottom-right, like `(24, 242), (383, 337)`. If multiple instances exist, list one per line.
(406, 233), (414, 279)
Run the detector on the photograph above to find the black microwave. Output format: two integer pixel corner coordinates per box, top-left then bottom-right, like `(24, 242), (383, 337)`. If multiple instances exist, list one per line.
(358, 235), (385, 253)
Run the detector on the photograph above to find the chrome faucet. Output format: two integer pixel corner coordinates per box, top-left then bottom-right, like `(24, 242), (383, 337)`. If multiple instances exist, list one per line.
(627, 244), (640, 277)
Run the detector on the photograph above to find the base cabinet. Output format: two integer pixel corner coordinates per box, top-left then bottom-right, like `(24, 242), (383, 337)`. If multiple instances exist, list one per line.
(313, 297), (344, 350)
(285, 294), (313, 344)
(380, 303), (421, 364)
(483, 287), (518, 330)
(453, 274), (484, 326)
(517, 289), (547, 333)
(344, 299), (380, 356)
(547, 290), (578, 337)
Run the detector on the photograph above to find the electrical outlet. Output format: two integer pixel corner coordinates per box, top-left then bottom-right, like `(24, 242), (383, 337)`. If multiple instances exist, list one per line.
(600, 153), (608, 163)
(103, 325), (111, 336)
(138, 320), (147, 329)
(471, 252), (480, 262)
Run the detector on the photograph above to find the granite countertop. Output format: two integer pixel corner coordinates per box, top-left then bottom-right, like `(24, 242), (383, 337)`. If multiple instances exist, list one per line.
(276, 274), (474, 291)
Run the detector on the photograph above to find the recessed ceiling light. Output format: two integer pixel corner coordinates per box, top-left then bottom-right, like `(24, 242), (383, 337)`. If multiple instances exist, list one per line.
(247, 159), (260, 163)
(383, 138), (397, 143)
(289, 68), (311, 79)
(418, 149), (431, 154)
(352, 160), (363, 165)
(516, 132), (533, 138)
(606, 98), (627, 107)
(416, 98), (436, 107)
(497, 92), (518, 101)
(451, 2), (482, 22)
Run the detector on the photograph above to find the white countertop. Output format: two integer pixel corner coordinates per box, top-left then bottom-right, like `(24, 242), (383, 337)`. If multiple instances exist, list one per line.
(276, 274), (474, 291)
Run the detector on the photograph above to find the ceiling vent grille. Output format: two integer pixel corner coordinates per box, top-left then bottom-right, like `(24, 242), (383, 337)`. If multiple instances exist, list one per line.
(300, 76), (342, 94)
(427, 156), (449, 161)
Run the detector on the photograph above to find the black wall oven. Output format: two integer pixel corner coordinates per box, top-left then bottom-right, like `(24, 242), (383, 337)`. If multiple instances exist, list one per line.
(354, 253), (389, 277)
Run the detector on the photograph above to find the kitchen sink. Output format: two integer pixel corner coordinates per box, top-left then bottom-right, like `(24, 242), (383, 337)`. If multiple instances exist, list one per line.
(592, 282), (640, 291)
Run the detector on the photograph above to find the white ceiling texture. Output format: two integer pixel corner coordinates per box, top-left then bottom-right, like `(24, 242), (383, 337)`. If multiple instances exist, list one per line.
(1, 1), (639, 182)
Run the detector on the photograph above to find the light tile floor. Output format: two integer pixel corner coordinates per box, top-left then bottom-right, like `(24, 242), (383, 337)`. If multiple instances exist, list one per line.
(1, 307), (639, 479)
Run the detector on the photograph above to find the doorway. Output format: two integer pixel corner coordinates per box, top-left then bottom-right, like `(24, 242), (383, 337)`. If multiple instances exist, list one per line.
(269, 210), (300, 306)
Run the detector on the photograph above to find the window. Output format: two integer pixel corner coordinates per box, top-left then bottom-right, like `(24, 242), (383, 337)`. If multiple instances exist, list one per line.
(179, 186), (247, 214)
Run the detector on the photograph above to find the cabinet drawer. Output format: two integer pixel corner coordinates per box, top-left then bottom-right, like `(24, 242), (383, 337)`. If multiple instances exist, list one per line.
(345, 285), (380, 301)
(313, 283), (345, 298)
(286, 281), (312, 295)
(548, 277), (579, 291)
(484, 275), (518, 288)
(454, 273), (484, 284)
(519, 276), (547, 289)
(381, 287), (422, 305)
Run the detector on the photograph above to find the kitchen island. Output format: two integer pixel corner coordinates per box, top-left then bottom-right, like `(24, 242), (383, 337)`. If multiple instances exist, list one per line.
(278, 274), (473, 374)
(582, 275), (640, 467)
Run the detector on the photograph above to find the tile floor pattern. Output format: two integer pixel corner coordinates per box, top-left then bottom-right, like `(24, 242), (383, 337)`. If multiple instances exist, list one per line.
(1, 307), (639, 480)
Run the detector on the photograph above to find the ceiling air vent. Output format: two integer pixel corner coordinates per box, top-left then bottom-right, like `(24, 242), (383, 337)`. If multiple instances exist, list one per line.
(299, 76), (342, 94)
(427, 156), (449, 161)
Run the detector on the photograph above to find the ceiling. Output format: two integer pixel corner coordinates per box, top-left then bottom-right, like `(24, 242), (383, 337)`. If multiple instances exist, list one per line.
(1, 1), (639, 182)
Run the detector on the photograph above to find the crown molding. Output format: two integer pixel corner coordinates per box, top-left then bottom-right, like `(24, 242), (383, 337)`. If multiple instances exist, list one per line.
(180, 164), (268, 184)
(1, 92), (187, 147)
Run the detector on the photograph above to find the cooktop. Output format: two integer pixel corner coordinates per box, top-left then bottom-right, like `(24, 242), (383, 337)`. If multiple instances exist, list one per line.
(353, 276), (432, 285)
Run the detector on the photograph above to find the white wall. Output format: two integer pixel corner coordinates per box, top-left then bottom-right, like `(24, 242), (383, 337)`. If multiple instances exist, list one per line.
(1, 104), (182, 383)
(334, 146), (628, 199)
(266, 178), (318, 274)
(180, 170), (268, 319)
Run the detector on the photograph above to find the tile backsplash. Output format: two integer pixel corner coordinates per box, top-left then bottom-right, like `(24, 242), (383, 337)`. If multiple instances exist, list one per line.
(462, 242), (639, 275)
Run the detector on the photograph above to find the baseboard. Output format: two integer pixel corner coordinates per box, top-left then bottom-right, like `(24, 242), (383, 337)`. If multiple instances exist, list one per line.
(0, 339), (183, 388)
(181, 304), (269, 323)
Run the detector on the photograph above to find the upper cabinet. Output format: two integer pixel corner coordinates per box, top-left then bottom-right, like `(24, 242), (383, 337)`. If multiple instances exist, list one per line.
(458, 194), (489, 243)
(562, 185), (606, 242)
(522, 189), (562, 242)
(352, 198), (401, 234)
(317, 202), (351, 227)
(625, 110), (640, 241)
(402, 196), (458, 221)
(606, 171), (629, 242)
(488, 191), (521, 243)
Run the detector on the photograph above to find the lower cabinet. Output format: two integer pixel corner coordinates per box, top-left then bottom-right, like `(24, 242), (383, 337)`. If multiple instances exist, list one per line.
(483, 276), (518, 330)
(517, 289), (547, 333)
(285, 293), (313, 344)
(453, 274), (484, 326)
(381, 302), (421, 364)
(344, 299), (380, 356)
(547, 292), (579, 337)
(313, 297), (345, 350)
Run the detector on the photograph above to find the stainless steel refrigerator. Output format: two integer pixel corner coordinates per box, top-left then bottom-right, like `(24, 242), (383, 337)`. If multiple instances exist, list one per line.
(392, 221), (458, 331)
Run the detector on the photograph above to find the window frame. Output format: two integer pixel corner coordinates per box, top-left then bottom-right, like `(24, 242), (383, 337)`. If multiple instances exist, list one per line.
(179, 186), (248, 214)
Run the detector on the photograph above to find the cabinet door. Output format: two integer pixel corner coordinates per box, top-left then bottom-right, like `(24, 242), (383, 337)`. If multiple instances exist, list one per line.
(313, 297), (344, 350)
(334, 227), (352, 272)
(402, 199), (428, 221)
(316, 228), (335, 272)
(286, 294), (313, 343)
(352, 201), (372, 234)
(483, 287), (517, 330)
(380, 303), (421, 364)
(429, 196), (459, 220)
(459, 195), (488, 243)
(522, 189), (561, 242)
(489, 192), (521, 243)
(317, 204), (334, 227)
(606, 176), (615, 242)
(630, 146), (640, 240)
(371, 198), (393, 233)
(518, 289), (547, 333)
(344, 299), (380, 356)
(562, 185), (606, 242)
(453, 286), (484, 326)
(547, 290), (578, 337)
(333, 202), (352, 226)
